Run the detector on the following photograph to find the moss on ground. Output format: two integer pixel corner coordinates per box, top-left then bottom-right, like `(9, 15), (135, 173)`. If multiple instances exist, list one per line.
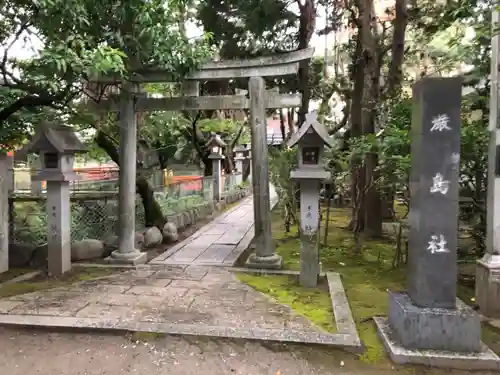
(236, 273), (336, 333)
(267, 205), (500, 366)
(0, 268), (34, 284)
(0, 267), (120, 298)
(129, 331), (166, 342)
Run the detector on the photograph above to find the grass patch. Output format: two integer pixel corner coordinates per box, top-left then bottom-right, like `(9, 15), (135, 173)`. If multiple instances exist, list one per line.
(236, 273), (336, 333)
(0, 267), (121, 298)
(271, 205), (500, 365)
(0, 268), (34, 283)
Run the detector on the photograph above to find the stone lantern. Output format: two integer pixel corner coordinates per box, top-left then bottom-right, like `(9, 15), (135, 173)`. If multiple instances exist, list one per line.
(17, 122), (87, 276)
(206, 133), (226, 201)
(287, 111), (332, 287)
(233, 145), (247, 186)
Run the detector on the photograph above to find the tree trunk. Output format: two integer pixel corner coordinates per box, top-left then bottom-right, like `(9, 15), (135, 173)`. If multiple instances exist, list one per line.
(94, 131), (166, 228)
(360, 0), (382, 237)
(348, 33), (366, 232)
(279, 108), (287, 142)
(296, 0), (316, 127)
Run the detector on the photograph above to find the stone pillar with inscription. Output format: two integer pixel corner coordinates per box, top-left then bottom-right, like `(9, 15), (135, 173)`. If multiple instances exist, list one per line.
(233, 146), (246, 186)
(374, 77), (489, 366)
(476, 10), (500, 318)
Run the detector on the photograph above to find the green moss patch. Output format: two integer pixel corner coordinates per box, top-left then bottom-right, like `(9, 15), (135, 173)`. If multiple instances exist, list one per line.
(236, 273), (336, 333)
(271, 205), (500, 364)
(0, 268), (34, 284)
(270, 207), (409, 363)
(0, 267), (121, 298)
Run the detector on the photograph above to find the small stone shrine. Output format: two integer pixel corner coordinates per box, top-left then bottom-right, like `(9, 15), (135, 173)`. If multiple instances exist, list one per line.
(17, 122), (87, 276)
(206, 133), (226, 201)
(287, 110), (331, 287)
(374, 77), (500, 369)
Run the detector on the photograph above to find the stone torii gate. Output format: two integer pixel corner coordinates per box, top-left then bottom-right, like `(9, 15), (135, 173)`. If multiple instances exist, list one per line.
(90, 48), (315, 267)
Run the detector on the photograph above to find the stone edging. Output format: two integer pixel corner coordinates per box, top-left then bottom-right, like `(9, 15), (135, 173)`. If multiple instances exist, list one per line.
(226, 268), (363, 351)
(0, 271), (43, 287)
(0, 314), (358, 348)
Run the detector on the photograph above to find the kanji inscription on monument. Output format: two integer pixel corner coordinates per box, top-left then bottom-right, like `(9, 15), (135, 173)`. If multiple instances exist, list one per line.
(406, 77), (462, 309)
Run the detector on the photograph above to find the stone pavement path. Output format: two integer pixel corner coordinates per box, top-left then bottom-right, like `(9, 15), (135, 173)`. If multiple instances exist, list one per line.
(150, 187), (278, 267)
(0, 266), (335, 341)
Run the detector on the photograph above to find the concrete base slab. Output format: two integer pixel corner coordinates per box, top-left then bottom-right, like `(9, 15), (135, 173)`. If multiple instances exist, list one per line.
(245, 253), (283, 270)
(374, 317), (500, 370)
(105, 250), (147, 265)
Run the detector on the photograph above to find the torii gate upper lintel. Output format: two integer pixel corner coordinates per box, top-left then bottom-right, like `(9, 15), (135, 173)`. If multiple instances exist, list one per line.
(92, 47), (315, 268)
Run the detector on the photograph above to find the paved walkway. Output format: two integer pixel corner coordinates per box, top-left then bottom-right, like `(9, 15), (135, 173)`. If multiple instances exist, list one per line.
(151, 189), (278, 267)
(0, 265), (357, 348)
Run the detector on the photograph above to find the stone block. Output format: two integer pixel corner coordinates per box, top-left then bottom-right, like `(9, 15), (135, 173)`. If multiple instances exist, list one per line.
(133, 232), (144, 250)
(162, 222), (179, 243)
(475, 260), (500, 318)
(388, 292), (481, 352)
(144, 227), (163, 248)
(184, 211), (193, 226)
(375, 317), (500, 370)
(176, 213), (184, 229)
(71, 239), (105, 261)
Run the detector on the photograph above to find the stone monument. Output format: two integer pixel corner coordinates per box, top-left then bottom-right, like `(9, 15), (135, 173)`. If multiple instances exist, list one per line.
(17, 122), (87, 276)
(374, 77), (500, 369)
(287, 111), (331, 287)
(206, 133), (226, 202)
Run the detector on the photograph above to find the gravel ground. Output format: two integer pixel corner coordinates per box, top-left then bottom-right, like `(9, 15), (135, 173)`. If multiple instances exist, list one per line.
(0, 327), (387, 375)
(1, 327), (496, 375)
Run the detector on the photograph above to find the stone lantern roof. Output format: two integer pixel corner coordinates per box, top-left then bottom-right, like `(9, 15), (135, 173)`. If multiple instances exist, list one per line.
(17, 122), (86, 157)
(287, 110), (332, 148)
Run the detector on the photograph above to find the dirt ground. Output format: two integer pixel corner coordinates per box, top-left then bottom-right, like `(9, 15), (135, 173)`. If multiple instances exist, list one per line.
(2, 327), (499, 375)
(0, 327), (388, 375)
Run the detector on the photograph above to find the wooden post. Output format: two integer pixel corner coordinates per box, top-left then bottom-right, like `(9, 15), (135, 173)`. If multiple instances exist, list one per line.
(245, 77), (282, 269)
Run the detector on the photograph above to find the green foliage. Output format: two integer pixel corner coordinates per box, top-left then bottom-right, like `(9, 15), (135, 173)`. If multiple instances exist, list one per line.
(268, 147), (298, 208)
(0, 0), (213, 146)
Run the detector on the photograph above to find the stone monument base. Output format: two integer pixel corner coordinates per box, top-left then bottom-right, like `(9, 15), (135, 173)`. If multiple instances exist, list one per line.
(374, 317), (500, 370)
(388, 292), (481, 352)
(105, 249), (147, 265)
(245, 253), (282, 270)
(476, 257), (500, 318)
